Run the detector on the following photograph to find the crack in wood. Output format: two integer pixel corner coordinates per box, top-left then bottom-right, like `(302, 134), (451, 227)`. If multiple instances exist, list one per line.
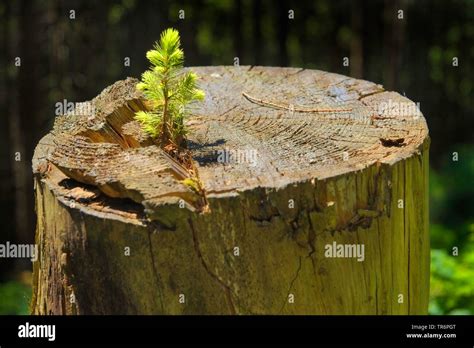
(242, 91), (353, 113)
(188, 218), (237, 315)
(306, 210), (317, 275)
(147, 231), (165, 313)
(279, 256), (302, 314)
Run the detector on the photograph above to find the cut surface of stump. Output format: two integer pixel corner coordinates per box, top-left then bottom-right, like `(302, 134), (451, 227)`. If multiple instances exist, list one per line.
(32, 66), (430, 315)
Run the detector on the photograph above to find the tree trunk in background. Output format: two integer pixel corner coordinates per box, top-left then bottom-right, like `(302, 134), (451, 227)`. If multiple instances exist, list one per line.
(0, 1), (14, 278)
(384, 0), (406, 90)
(32, 67), (430, 314)
(7, 0), (33, 248)
(233, 0), (243, 63)
(180, 0), (202, 66)
(350, 0), (364, 78)
(252, 0), (262, 65)
(276, 0), (288, 66)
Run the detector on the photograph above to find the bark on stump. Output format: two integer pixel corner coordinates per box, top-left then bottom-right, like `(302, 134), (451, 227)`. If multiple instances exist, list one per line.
(31, 66), (430, 315)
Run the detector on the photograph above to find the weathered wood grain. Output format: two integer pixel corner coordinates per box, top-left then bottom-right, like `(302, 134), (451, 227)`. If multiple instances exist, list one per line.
(31, 66), (430, 314)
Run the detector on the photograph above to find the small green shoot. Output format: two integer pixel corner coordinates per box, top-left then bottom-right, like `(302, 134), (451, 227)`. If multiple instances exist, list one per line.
(135, 28), (205, 148)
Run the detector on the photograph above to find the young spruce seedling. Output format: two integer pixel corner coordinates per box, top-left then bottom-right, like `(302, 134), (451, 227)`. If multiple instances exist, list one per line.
(135, 28), (205, 149)
(135, 28), (207, 207)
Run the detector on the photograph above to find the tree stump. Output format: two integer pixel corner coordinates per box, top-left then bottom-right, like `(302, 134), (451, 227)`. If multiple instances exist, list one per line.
(31, 66), (430, 315)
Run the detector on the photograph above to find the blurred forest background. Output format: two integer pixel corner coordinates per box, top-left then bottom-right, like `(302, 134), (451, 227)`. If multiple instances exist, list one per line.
(0, 0), (473, 315)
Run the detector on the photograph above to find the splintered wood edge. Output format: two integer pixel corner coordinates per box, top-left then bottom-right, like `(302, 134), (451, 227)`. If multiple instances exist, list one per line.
(32, 66), (429, 222)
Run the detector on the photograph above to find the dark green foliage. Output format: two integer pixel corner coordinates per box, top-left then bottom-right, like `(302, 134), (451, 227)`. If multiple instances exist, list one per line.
(0, 281), (31, 315)
(429, 145), (474, 314)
